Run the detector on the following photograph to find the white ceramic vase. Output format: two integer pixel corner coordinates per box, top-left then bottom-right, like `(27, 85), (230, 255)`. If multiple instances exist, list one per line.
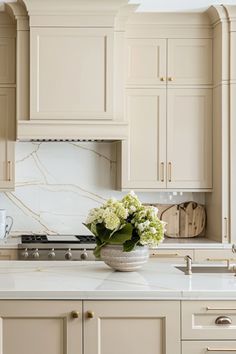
(100, 244), (149, 272)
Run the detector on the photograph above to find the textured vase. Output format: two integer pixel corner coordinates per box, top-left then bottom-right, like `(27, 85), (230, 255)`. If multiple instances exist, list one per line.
(100, 245), (149, 272)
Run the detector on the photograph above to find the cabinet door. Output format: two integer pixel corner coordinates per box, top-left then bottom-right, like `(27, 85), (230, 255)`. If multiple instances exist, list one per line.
(0, 88), (15, 190)
(0, 38), (15, 84)
(30, 27), (113, 120)
(121, 89), (166, 189)
(126, 38), (166, 86)
(168, 39), (212, 85)
(167, 88), (212, 189)
(84, 301), (180, 354)
(0, 301), (82, 354)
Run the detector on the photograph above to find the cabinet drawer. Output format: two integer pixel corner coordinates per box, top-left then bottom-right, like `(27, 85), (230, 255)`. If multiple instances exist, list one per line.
(150, 249), (193, 263)
(0, 249), (17, 260)
(182, 301), (236, 340)
(195, 250), (234, 263)
(182, 341), (236, 354)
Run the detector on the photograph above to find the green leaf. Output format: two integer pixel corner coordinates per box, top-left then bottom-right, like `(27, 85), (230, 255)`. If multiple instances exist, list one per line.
(96, 223), (112, 242)
(108, 223), (133, 245)
(93, 244), (104, 258)
(123, 233), (140, 252)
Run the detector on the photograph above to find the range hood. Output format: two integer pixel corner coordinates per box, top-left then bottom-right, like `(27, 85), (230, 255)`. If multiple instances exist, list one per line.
(6, 0), (137, 141)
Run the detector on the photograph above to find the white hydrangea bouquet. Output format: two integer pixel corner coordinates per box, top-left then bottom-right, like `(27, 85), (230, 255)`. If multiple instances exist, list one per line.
(84, 191), (165, 258)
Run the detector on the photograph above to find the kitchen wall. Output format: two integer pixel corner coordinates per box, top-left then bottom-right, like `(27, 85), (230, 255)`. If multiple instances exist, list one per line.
(0, 142), (205, 235)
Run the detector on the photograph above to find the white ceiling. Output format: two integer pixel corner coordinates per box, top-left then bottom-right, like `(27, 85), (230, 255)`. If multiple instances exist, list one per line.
(129, 0), (236, 12)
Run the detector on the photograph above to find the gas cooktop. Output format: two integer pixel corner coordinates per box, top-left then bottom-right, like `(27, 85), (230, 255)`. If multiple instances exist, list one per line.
(21, 234), (95, 244)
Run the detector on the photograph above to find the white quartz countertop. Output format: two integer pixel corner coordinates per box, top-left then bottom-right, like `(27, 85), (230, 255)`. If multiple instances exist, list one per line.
(0, 260), (236, 300)
(1, 235), (233, 250)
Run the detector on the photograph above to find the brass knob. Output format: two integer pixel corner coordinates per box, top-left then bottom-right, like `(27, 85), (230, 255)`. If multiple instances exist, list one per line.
(71, 311), (80, 319)
(215, 316), (232, 325)
(168, 77), (174, 81)
(87, 311), (95, 319)
(160, 77), (165, 81)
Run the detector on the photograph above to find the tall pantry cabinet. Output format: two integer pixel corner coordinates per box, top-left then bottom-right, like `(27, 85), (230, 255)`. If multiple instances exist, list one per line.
(120, 13), (213, 191)
(0, 12), (16, 191)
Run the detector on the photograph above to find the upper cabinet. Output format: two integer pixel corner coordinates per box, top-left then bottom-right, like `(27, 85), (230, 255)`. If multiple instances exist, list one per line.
(126, 38), (212, 86)
(0, 12), (16, 191)
(126, 39), (167, 86)
(30, 27), (113, 120)
(167, 39), (212, 85)
(120, 14), (213, 191)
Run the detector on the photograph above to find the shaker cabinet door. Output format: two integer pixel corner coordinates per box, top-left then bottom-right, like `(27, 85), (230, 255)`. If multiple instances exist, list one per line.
(0, 301), (82, 354)
(0, 88), (15, 190)
(126, 38), (166, 86)
(167, 88), (212, 189)
(84, 301), (180, 354)
(121, 88), (166, 189)
(30, 27), (113, 120)
(167, 38), (212, 85)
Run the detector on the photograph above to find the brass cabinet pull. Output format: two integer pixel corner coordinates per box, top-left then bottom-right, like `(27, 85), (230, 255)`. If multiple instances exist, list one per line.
(168, 77), (174, 81)
(150, 253), (179, 258)
(168, 162), (172, 182)
(207, 348), (236, 352)
(160, 77), (165, 81)
(207, 306), (236, 311)
(160, 162), (164, 182)
(71, 311), (80, 319)
(224, 217), (228, 239)
(87, 311), (95, 319)
(215, 316), (232, 325)
(7, 161), (12, 181)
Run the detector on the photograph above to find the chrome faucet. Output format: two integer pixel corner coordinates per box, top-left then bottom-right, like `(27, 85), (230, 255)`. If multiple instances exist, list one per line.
(184, 255), (192, 275)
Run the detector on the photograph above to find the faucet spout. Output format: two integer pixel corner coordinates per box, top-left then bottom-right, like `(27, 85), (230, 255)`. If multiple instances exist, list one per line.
(184, 255), (192, 275)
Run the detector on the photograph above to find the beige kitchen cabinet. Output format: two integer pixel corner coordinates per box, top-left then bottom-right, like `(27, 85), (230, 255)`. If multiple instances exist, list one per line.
(182, 341), (236, 354)
(126, 38), (166, 86)
(122, 33), (213, 191)
(121, 88), (166, 189)
(150, 249), (194, 262)
(0, 249), (17, 260)
(0, 301), (82, 354)
(84, 300), (180, 354)
(167, 88), (212, 189)
(120, 87), (212, 190)
(167, 38), (212, 85)
(0, 37), (15, 84)
(182, 301), (236, 340)
(194, 249), (235, 263)
(30, 27), (113, 120)
(126, 37), (212, 86)
(0, 88), (15, 191)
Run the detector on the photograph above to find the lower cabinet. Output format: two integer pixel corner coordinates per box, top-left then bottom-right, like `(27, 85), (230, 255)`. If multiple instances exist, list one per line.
(2, 299), (235, 354)
(0, 249), (18, 260)
(0, 301), (83, 354)
(0, 300), (180, 354)
(182, 341), (236, 354)
(84, 300), (180, 354)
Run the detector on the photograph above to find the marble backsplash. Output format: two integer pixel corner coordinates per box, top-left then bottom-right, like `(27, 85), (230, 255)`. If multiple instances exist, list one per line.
(0, 142), (205, 235)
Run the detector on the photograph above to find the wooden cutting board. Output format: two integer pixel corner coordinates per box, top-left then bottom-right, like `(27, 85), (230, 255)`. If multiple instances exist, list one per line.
(158, 202), (206, 238)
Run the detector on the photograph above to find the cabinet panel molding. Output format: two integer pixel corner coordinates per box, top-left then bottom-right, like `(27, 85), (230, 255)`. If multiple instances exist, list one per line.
(0, 38), (15, 84)
(121, 88), (166, 189)
(168, 38), (212, 85)
(30, 27), (113, 120)
(0, 88), (15, 190)
(0, 301), (82, 354)
(84, 300), (180, 354)
(167, 88), (212, 189)
(126, 38), (166, 86)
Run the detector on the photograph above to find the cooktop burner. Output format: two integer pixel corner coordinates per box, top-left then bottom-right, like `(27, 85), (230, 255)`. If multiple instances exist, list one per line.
(21, 234), (95, 244)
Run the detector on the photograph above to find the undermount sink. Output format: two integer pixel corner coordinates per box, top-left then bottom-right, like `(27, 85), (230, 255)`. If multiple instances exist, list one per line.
(176, 266), (234, 274)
